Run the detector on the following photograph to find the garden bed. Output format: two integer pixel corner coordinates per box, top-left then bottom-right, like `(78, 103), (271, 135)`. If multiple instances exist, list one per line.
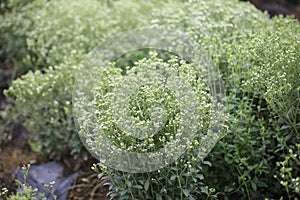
(0, 0), (299, 199)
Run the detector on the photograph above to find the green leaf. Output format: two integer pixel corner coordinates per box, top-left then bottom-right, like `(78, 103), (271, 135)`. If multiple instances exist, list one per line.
(170, 175), (177, 181)
(251, 181), (257, 191)
(200, 186), (208, 194)
(132, 185), (143, 189)
(183, 189), (190, 197)
(195, 174), (204, 180)
(155, 193), (162, 200)
(203, 161), (212, 167)
(144, 180), (150, 191)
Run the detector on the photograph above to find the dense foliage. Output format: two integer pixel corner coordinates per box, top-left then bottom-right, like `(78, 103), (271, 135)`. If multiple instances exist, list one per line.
(2, 0), (156, 159)
(88, 54), (216, 199)
(1, 0), (299, 199)
(203, 16), (300, 199)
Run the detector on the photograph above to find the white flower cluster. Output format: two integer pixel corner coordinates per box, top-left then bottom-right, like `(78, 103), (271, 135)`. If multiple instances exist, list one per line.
(76, 53), (218, 172)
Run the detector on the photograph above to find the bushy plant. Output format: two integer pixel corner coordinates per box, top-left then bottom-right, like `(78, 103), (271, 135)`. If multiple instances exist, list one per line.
(246, 16), (300, 199)
(5, 57), (86, 159)
(0, 0), (44, 75)
(244, 17), (300, 137)
(204, 92), (279, 199)
(4, 0), (270, 160)
(1, 0), (156, 69)
(203, 16), (300, 199)
(2, 0), (300, 199)
(0, 1), (219, 156)
(87, 54), (219, 200)
(3, 0), (158, 159)
(0, 0), (35, 13)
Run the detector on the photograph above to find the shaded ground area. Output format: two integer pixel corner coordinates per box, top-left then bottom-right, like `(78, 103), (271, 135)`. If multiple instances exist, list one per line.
(0, 135), (109, 200)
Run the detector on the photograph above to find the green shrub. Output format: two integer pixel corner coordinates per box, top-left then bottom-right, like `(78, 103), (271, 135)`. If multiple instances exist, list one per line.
(244, 17), (300, 137)
(0, 0), (35, 13)
(0, 0), (156, 78)
(5, 57), (86, 159)
(89, 55), (218, 200)
(3, 0), (300, 199)
(4, 0), (270, 160)
(203, 16), (300, 199)
(3, 0), (158, 159)
(1, 0), (156, 67)
(204, 92), (279, 199)
(246, 16), (300, 199)
(0, 0), (44, 75)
